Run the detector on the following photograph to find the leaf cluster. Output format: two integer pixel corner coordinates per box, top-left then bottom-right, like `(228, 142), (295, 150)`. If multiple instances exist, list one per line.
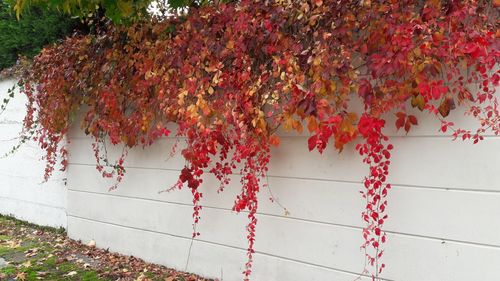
(14, 1), (500, 279)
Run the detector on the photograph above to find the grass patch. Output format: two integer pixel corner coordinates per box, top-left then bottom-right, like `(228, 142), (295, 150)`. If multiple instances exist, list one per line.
(0, 234), (11, 240)
(0, 214), (210, 280)
(0, 214), (65, 235)
(0, 216), (108, 281)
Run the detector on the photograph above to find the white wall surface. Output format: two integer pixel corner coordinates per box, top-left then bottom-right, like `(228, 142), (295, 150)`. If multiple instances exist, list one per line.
(1, 78), (499, 280)
(0, 79), (67, 228)
(66, 99), (500, 280)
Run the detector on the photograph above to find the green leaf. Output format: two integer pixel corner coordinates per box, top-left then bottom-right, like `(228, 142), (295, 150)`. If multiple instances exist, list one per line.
(168, 0), (190, 9)
(117, 0), (133, 17)
(8, 0), (154, 23)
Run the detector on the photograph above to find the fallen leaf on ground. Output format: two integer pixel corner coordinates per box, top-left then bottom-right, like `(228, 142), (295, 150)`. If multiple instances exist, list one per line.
(21, 260), (31, 267)
(0, 216), (212, 281)
(37, 271), (49, 277)
(15, 272), (26, 281)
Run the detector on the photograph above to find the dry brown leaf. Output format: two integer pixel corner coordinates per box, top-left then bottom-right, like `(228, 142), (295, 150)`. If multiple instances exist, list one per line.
(15, 272), (26, 281)
(37, 271), (49, 277)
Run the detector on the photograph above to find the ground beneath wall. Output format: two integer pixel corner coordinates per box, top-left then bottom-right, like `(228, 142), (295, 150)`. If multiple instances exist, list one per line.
(0, 215), (213, 281)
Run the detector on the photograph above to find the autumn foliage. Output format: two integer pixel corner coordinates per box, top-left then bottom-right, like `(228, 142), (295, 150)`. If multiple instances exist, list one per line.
(13, 0), (499, 279)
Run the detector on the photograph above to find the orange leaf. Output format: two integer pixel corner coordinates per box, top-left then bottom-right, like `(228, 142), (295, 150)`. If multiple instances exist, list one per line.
(226, 40), (235, 49)
(307, 116), (318, 133)
(269, 135), (280, 147)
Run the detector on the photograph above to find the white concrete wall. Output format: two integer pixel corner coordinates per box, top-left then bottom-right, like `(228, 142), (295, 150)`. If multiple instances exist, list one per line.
(1, 78), (499, 280)
(66, 101), (500, 280)
(0, 79), (67, 228)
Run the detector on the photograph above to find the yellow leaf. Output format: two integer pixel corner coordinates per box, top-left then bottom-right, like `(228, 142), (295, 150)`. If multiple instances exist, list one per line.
(283, 115), (294, 131)
(14, 1), (22, 20)
(313, 57), (321, 66)
(22, 260), (31, 268)
(411, 94), (425, 111)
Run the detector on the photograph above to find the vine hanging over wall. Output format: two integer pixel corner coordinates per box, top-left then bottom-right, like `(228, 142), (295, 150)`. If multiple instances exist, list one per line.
(8, 0), (500, 279)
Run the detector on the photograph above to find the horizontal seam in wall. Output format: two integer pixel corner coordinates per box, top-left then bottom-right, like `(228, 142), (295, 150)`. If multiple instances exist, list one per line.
(68, 136), (187, 141)
(0, 195), (66, 211)
(67, 189), (500, 249)
(268, 175), (500, 194)
(68, 162), (182, 172)
(67, 214), (391, 281)
(382, 134), (500, 139)
(0, 172), (65, 181)
(68, 134), (500, 140)
(67, 162), (500, 194)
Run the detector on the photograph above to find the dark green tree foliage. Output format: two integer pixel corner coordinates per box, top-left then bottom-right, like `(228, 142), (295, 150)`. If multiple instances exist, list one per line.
(8, 0), (239, 23)
(0, 1), (77, 70)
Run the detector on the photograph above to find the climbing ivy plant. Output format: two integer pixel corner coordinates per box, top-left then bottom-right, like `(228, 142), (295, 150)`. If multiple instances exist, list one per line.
(5, 0), (500, 280)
